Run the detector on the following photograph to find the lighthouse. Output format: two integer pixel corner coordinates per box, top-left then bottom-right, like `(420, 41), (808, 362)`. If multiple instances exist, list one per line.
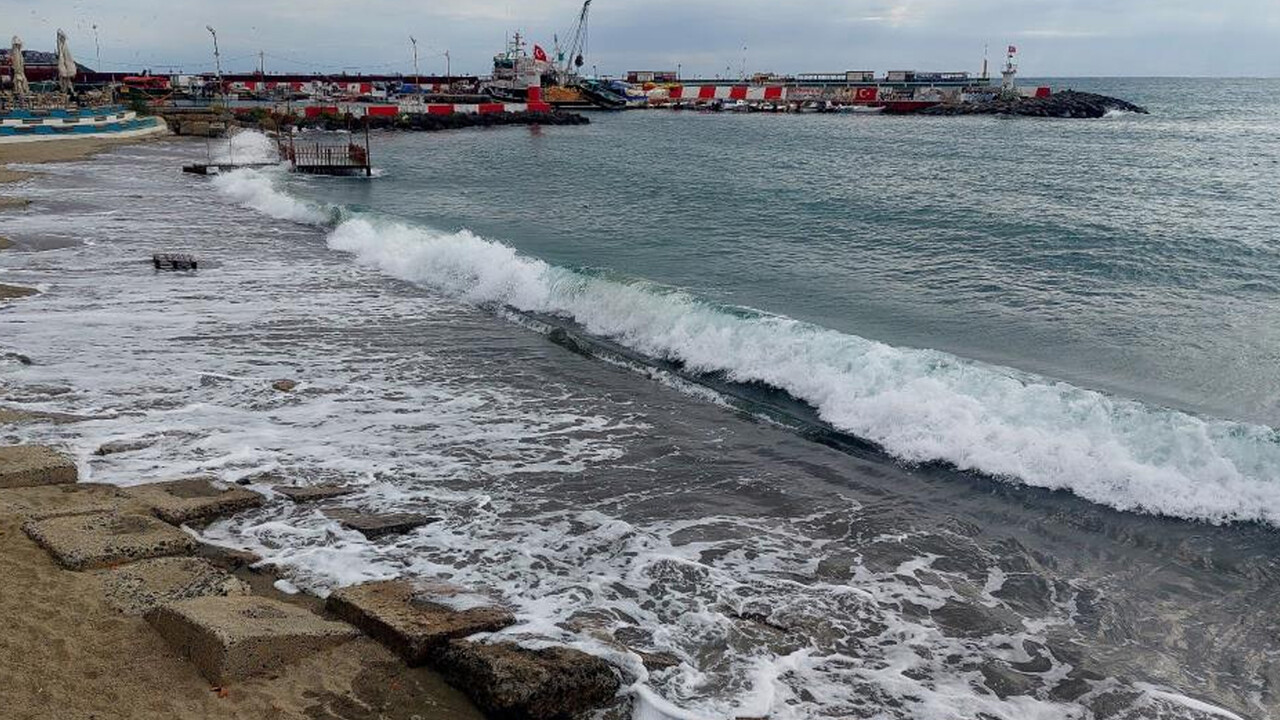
(1001, 45), (1019, 99)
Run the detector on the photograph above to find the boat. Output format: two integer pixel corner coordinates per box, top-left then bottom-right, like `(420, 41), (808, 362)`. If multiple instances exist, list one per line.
(479, 1), (627, 111)
(1, 32), (167, 143)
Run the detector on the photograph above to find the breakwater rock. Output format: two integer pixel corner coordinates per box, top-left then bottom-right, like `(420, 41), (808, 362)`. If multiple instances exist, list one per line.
(914, 90), (1149, 118)
(242, 109), (589, 134)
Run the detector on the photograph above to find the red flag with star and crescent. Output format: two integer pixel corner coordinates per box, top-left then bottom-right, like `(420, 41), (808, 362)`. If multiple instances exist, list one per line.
(533, 45), (548, 62)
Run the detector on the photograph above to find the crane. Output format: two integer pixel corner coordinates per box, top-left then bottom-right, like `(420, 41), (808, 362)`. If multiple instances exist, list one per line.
(561, 0), (592, 77)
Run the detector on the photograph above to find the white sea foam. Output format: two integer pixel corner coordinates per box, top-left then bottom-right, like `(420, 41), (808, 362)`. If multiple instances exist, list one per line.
(310, 213), (1280, 528)
(210, 129), (284, 165)
(210, 169), (332, 224)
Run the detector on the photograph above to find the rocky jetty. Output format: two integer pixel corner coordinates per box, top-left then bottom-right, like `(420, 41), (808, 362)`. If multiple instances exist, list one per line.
(237, 108), (589, 134)
(914, 90), (1149, 118)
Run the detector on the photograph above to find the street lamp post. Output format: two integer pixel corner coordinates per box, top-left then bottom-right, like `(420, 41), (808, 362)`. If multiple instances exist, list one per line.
(410, 36), (419, 95)
(205, 25), (222, 104)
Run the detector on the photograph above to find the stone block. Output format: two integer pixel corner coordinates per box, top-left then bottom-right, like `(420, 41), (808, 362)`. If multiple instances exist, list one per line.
(0, 283), (38, 300)
(128, 477), (264, 525)
(439, 641), (621, 720)
(99, 556), (251, 615)
(325, 509), (436, 538)
(275, 484), (358, 503)
(0, 407), (90, 425)
(0, 482), (129, 521)
(0, 445), (77, 488)
(327, 579), (515, 666)
(24, 512), (198, 570)
(147, 595), (358, 684)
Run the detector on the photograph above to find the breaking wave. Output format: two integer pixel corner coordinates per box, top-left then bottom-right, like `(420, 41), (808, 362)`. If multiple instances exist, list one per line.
(217, 168), (1280, 528)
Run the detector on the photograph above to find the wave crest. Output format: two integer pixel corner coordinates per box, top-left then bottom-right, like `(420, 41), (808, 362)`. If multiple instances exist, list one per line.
(215, 175), (1280, 527)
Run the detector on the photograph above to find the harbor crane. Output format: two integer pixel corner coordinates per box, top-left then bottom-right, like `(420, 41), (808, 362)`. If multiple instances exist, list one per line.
(561, 0), (591, 77)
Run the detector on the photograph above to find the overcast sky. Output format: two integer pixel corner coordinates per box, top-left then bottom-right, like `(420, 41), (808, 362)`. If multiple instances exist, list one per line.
(4, 0), (1277, 77)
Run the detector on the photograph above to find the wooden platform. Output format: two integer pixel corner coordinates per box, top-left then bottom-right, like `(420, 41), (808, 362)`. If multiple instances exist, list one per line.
(153, 253), (198, 271)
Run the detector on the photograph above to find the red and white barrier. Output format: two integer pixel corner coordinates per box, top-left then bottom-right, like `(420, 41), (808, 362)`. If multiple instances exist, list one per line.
(665, 85), (787, 102)
(271, 101), (554, 119)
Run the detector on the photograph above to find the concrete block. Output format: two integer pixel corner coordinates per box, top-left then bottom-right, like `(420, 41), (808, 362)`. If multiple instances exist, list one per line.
(0, 482), (129, 521)
(99, 556), (251, 615)
(327, 579), (514, 666)
(325, 509), (436, 538)
(0, 445), (77, 488)
(0, 407), (90, 425)
(147, 595), (358, 684)
(128, 477), (264, 525)
(439, 640), (621, 720)
(24, 512), (198, 570)
(275, 484), (358, 503)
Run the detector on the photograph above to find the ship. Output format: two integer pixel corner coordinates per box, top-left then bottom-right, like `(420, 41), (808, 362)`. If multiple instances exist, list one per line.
(637, 47), (1049, 113)
(480, 1), (627, 110)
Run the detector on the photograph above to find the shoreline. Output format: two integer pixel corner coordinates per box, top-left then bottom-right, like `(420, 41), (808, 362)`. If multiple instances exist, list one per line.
(2, 135), (173, 298)
(0, 135), (171, 187)
(0, 483), (484, 720)
(0, 134), (626, 718)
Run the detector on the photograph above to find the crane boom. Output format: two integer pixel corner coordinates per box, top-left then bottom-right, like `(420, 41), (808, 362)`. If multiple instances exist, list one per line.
(562, 0), (592, 76)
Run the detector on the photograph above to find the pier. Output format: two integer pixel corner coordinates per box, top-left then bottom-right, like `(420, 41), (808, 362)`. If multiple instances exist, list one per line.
(280, 130), (371, 177)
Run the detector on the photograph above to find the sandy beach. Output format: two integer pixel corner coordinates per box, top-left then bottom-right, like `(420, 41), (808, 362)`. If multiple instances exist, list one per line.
(0, 496), (481, 720)
(0, 136), (165, 185)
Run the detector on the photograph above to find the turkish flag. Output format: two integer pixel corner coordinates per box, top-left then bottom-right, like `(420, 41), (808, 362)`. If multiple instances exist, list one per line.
(533, 45), (548, 62)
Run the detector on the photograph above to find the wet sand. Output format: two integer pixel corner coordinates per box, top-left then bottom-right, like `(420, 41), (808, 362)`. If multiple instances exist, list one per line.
(0, 136), (166, 185)
(2, 137), (169, 295)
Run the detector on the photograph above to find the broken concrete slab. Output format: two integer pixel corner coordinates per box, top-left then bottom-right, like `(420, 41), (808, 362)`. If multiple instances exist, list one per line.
(127, 477), (264, 525)
(94, 438), (155, 456)
(275, 484), (359, 503)
(0, 444), (77, 488)
(0, 283), (38, 300)
(98, 556), (251, 615)
(439, 640), (621, 720)
(327, 579), (515, 666)
(194, 541), (263, 570)
(24, 512), (198, 570)
(0, 406), (91, 425)
(325, 509), (437, 539)
(0, 482), (131, 521)
(147, 595), (358, 684)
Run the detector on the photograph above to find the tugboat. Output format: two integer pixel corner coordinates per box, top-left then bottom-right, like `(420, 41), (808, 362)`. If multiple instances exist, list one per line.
(480, 1), (628, 110)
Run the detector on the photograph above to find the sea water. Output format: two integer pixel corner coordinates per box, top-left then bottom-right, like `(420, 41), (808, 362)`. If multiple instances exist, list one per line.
(2, 77), (1279, 719)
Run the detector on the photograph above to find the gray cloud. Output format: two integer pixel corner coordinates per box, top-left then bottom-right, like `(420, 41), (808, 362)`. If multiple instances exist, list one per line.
(3, 0), (1275, 77)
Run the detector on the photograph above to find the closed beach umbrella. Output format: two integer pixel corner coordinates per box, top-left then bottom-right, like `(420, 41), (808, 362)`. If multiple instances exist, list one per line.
(10, 36), (29, 96)
(56, 29), (75, 94)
